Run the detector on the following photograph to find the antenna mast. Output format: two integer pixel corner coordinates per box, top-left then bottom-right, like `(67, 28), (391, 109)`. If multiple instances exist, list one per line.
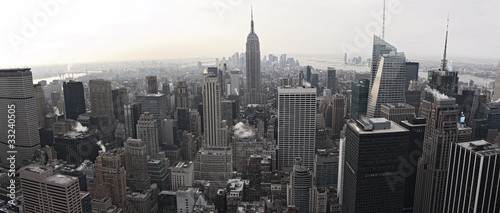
(442, 15), (449, 71)
(382, 0), (386, 40)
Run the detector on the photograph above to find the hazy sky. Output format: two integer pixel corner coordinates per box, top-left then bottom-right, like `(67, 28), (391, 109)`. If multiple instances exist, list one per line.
(1, 0), (499, 67)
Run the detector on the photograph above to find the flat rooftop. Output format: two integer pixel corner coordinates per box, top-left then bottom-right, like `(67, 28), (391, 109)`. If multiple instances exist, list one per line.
(348, 119), (408, 135)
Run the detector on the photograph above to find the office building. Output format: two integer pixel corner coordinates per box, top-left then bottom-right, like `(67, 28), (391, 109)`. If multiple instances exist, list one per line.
(230, 70), (239, 96)
(136, 94), (168, 144)
(245, 9), (262, 104)
(124, 102), (142, 139)
(63, 81), (86, 120)
(332, 95), (345, 138)
(146, 76), (158, 94)
(147, 158), (170, 191)
(405, 62), (419, 90)
(277, 86), (316, 170)
(136, 112), (159, 158)
(351, 79), (370, 120)
(428, 23), (458, 98)
(327, 67), (337, 94)
(405, 80), (422, 114)
(202, 75), (223, 147)
(343, 118), (409, 213)
(194, 147), (232, 182)
(176, 80), (189, 109)
(112, 87), (128, 123)
(20, 166), (82, 213)
(367, 36), (406, 118)
(0, 68), (40, 168)
(314, 149), (339, 188)
(88, 150), (128, 210)
(380, 103), (415, 124)
(162, 119), (177, 146)
(493, 63), (500, 101)
(414, 90), (459, 213)
(444, 140), (500, 212)
(54, 131), (99, 165)
(34, 84), (47, 128)
(125, 138), (151, 191)
(170, 161), (194, 191)
(287, 157), (316, 213)
(399, 117), (426, 212)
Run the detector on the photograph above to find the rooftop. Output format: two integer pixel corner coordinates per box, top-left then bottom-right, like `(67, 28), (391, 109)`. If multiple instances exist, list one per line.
(457, 140), (500, 155)
(45, 174), (77, 185)
(349, 118), (408, 134)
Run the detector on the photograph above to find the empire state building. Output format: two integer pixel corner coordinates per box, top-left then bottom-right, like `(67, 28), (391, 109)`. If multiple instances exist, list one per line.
(245, 9), (262, 104)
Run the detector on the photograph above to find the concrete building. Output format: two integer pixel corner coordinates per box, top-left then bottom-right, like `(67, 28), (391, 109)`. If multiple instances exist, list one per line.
(332, 95), (345, 138)
(202, 75), (223, 147)
(135, 94), (168, 144)
(194, 147), (233, 182)
(147, 158), (170, 191)
(277, 86), (316, 170)
(0, 68), (41, 168)
(88, 150), (128, 210)
(380, 103), (415, 124)
(124, 138), (151, 191)
(20, 166), (82, 213)
(146, 76), (158, 94)
(89, 79), (115, 126)
(53, 131), (100, 165)
(327, 67), (337, 94)
(350, 79), (370, 120)
(414, 90), (459, 213)
(171, 161), (194, 191)
(111, 87), (128, 124)
(176, 80), (189, 109)
(63, 81), (86, 120)
(34, 84), (47, 128)
(314, 149), (339, 188)
(287, 157), (317, 213)
(245, 9), (262, 104)
(136, 112), (159, 158)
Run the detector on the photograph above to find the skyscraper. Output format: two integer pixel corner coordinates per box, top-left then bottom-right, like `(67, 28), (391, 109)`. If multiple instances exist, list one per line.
(146, 76), (158, 94)
(34, 84), (47, 128)
(124, 138), (151, 191)
(287, 157), (316, 213)
(124, 102), (142, 139)
(112, 87), (128, 123)
(0, 68), (40, 168)
(135, 94), (168, 144)
(444, 140), (500, 212)
(230, 70), (240, 96)
(89, 150), (128, 210)
(367, 36), (406, 118)
(343, 118), (409, 213)
(332, 95), (345, 138)
(350, 79), (370, 120)
(63, 81), (86, 120)
(327, 67), (337, 94)
(277, 86), (316, 170)
(20, 166), (82, 213)
(413, 90), (459, 213)
(306, 65), (312, 83)
(245, 8), (262, 104)
(89, 79), (115, 127)
(176, 80), (189, 109)
(202, 75), (222, 147)
(136, 112), (159, 158)
(405, 62), (419, 91)
(493, 63), (500, 101)
(428, 19), (458, 98)
(380, 103), (415, 124)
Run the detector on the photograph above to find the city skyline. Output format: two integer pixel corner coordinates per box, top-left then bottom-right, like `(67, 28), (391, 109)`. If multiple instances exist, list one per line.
(1, 0), (499, 67)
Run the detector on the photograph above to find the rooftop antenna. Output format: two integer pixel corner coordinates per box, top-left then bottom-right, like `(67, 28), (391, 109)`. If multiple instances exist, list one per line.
(250, 6), (254, 34)
(442, 14), (450, 71)
(382, 0), (386, 40)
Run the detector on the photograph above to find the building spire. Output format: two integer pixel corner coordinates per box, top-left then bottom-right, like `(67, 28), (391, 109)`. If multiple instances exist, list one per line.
(442, 15), (449, 71)
(382, 0), (386, 40)
(251, 6), (255, 34)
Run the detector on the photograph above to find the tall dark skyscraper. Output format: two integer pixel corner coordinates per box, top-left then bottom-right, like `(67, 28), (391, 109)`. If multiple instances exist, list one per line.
(0, 68), (41, 168)
(245, 9), (262, 104)
(327, 67), (337, 94)
(413, 90), (459, 213)
(63, 81), (86, 120)
(146, 76), (158, 94)
(343, 118), (409, 213)
(306, 65), (312, 83)
(405, 62), (419, 90)
(350, 79), (370, 120)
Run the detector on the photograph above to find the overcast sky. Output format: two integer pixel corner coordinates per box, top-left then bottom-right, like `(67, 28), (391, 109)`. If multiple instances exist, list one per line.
(1, 0), (499, 67)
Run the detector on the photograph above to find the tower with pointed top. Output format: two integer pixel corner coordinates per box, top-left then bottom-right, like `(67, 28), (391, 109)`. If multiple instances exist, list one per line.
(245, 8), (262, 104)
(427, 18), (458, 98)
